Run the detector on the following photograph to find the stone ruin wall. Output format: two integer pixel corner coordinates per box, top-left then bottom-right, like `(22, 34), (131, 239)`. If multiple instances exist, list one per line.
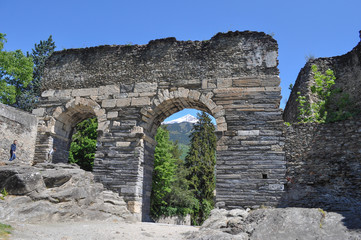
(282, 120), (361, 211)
(284, 38), (361, 123)
(0, 103), (38, 165)
(34, 31), (285, 220)
(282, 35), (361, 212)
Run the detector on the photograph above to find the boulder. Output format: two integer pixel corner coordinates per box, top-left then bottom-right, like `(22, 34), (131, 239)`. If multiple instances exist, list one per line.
(189, 207), (361, 240)
(0, 163), (133, 223)
(0, 166), (44, 195)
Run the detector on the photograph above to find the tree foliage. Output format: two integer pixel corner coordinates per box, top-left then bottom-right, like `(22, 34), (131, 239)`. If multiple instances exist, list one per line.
(68, 118), (98, 171)
(185, 112), (216, 225)
(17, 35), (56, 111)
(150, 127), (197, 219)
(0, 33), (33, 105)
(150, 126), (177, 218)
(296, 64), (357, 123)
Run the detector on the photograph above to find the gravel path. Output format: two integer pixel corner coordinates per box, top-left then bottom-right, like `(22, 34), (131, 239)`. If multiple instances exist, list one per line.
(8, 220), (198, 240)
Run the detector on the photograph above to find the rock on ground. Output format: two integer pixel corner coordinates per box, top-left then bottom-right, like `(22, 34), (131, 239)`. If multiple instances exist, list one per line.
(186, 208), (361, 240)
(9, 220), (199, 240)
(0, 163), (134, 223)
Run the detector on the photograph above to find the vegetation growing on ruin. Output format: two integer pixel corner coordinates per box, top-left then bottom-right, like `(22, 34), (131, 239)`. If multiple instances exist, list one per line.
(68, 118), (98, 171)
(296, 64), (357, 123)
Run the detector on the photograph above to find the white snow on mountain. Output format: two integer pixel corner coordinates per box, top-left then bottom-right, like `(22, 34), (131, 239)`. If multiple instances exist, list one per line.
(162, 114), (198, 124)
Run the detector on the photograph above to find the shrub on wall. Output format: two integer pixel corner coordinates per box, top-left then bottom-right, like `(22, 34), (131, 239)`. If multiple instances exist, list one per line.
(296, 65), (357, 123)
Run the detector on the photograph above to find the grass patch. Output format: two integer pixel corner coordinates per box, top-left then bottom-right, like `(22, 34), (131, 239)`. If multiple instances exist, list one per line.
(0, 222), (12, 239)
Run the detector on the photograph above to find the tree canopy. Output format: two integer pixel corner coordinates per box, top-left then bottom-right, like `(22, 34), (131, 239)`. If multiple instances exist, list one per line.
(185, 112), (216, 225)
(17, 35), (56, 111)
(0, 33), (33, 105)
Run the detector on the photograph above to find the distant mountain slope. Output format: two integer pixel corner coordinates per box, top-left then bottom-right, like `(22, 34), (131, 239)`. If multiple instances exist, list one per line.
(162, 114), (196, 160)
(165, 121), (194, 145)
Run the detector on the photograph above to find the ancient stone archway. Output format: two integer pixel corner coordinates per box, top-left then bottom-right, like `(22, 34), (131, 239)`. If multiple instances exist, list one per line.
(33, 31), (286, 221)
(139, 90), (225, 221)
(33, 97), (106, 164)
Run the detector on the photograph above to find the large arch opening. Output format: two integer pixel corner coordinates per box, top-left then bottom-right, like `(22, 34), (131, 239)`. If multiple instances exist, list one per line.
(140, 93), (226, 222)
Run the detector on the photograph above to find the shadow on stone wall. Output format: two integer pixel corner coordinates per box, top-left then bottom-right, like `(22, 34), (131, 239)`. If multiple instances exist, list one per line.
(279, 119), (361, 229)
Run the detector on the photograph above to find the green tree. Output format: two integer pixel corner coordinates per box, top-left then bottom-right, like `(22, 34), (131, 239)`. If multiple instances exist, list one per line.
(185, 112), (216, 225)
(296, 64), (356, 123)
(150, 126), (177, 219)
(17, 35), (56, 111)
(168, 141), (198, 217)
(68, 118), (98, 171)
(0, 33), (33, 105)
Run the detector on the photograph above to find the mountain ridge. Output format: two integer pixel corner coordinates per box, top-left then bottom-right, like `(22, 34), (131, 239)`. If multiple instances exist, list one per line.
(163, 114), (198, 125)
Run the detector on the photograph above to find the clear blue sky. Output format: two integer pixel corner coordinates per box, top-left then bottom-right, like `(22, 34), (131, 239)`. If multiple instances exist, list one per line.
(2, 0), (360, 122)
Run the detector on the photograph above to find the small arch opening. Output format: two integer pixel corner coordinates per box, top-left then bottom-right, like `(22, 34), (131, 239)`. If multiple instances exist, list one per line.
(51, 99), (102, 171)
(68, 117), (98, 171)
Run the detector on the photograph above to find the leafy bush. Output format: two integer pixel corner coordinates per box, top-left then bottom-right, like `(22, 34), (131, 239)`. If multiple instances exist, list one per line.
(68, 118), (98, 171)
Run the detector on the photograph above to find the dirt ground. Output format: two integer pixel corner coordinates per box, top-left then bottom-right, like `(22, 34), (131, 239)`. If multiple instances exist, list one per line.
(7, 220), (198, 240)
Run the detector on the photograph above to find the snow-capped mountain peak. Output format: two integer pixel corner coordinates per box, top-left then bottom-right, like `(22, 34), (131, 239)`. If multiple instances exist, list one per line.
(163, 114), (198, 124)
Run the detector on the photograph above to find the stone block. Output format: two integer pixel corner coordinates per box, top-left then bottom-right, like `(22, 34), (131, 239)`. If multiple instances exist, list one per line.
(178, 88), (190, 99)
(99, 85), (120, 96)
(41, 90), (55, 98)
(116, 142), (131, 147)
(217, 78), (232, 88)
(54, 89), (72, 98)
(127, 201), (142, 213)
(265, 51), (277, 67)
(32, 108), (45, 116)
(237, 130), (260, 136)
(131, 97), (150, 106)
(72, 88), (98, 97)
(116, 98), (131, 107)
(134, 82), (157, 93)
(202, 79), (208, 89)
(102, 99), (117, 108)
(217, 123), (227, 132)
(188, 90), (201, 101)
(98, 121), (110, 132)
(107, 111), (118, 119)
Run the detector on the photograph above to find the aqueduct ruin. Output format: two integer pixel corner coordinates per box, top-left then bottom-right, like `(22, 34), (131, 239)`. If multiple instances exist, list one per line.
(32, 31), (286, 221)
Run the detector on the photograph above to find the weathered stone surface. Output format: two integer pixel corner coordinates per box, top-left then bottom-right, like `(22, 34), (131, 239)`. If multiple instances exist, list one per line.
(0, 163), (134, 223)
(155, 214), (191, 225)
(282, 120), (361, 212)
(187, 208), (361, 240)
(0, 103), (38, 165)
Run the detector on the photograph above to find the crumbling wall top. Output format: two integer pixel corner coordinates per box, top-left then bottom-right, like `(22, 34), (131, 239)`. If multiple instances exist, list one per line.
(42, 31), (278, 90)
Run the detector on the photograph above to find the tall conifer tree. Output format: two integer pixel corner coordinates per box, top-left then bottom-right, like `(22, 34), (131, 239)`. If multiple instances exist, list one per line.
(185, 112), (216, 225)
(150, 126), (177, 218)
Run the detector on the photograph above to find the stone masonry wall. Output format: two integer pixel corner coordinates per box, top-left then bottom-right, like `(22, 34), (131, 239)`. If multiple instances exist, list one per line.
(35, 31), (285, 221)
(284, 37), (361, 122)
(0, 103), (38, 165)
(282, 120), (361, 211)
